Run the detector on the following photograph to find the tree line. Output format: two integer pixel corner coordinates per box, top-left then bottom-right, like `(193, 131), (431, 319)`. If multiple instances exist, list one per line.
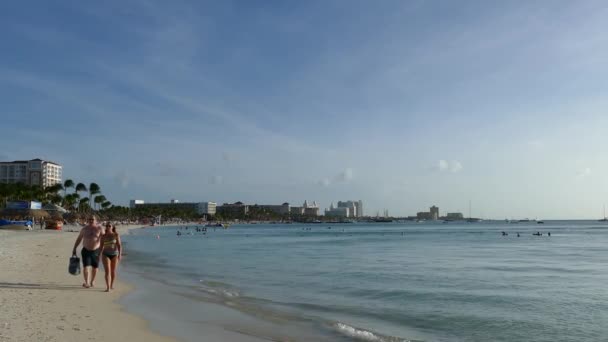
(0, 179), (111, 212)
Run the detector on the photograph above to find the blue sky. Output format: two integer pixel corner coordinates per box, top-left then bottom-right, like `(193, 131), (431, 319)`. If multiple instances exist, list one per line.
(2, 0), (608, 218)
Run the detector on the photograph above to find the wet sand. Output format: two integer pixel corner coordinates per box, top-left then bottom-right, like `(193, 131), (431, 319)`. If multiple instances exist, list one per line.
(0, 226), (176, 342)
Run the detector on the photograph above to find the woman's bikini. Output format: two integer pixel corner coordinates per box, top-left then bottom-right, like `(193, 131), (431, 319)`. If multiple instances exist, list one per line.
(102, 234), (119, 259)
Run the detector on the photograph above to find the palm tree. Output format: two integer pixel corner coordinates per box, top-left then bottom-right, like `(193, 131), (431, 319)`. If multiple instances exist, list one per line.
(88, 183), (100, 206)
(75, 183), (87, 197)
(63, 179), (74, 197)
(94, 195), (106, 211)
(44, 183), (64, 204)
(63, 193), (78, 210)
(101, 201), (112, 210)
(78, 197), (90, 213)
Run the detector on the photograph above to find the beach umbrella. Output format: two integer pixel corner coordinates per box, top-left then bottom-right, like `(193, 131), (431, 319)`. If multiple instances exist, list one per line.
(63, 211), (85, 223)
(0, 208), (49, 219)
(50, 211), (64, 219)
(27, 209), (50, 220)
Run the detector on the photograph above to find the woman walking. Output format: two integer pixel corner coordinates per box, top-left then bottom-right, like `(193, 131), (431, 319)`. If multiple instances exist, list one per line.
(99, 223), (122, 292)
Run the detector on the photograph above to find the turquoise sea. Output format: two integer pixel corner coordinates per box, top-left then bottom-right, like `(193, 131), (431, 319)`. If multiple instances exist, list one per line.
(120, 221), (608, 341)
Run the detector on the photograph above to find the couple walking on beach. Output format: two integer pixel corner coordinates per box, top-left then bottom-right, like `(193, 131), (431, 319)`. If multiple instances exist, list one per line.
(72, 216), (122, 292)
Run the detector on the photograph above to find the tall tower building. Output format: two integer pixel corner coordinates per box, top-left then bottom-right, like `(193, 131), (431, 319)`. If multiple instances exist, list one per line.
(430, 205), (439, 220)
(356, 200), (363, 217)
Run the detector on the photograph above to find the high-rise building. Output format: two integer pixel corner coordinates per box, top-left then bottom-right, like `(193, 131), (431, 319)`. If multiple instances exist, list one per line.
(356, 200), (363, 217)
(0, 158), (62, 188)
(325, 203), (350, 217)
(338, 200), (363, 217)
(197, 202), (217, 215)
(430, 206), (439, 220)
(291, 200), (320, 216)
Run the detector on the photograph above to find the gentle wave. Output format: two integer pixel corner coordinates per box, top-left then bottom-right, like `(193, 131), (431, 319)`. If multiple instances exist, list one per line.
(198, 280), (240, 298)
(333, 322), (411, 342)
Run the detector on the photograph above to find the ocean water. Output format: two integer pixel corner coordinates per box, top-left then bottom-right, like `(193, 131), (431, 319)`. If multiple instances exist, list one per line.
(120, 221), (608, 342)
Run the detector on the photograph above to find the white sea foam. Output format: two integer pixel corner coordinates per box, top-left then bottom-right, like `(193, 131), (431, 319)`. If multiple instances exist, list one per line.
(198, 280), (240, 298)
(333, 322), (410, 342)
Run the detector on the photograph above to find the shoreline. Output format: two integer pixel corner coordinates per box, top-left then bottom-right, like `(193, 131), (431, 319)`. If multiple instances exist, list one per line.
(0, 226), (177, 342)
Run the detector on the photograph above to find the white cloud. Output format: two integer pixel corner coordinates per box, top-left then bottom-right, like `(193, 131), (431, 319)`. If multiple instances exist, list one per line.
(318, 178), (331, 187)
(335, 168), (354, 182)
(576, 167), (591, 178)
(318, 168), (354, 187)
(113, 170), (130, 188)
(450, 161), (463, 173)
(438, 160), (463, 173)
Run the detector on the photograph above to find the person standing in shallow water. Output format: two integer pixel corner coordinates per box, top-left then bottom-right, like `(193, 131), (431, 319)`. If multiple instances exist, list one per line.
(99, 224), (122, 292)
(72, 215), (103, 288)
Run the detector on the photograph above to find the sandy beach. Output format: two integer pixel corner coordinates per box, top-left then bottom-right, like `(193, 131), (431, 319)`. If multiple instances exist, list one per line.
(0, 226), (176, 342)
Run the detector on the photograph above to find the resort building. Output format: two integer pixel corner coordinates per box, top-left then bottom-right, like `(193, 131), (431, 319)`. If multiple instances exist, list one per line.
(216, 202), (250, 216)
(417, 205), (440, 220)
(258, 203), (291, 215)
(0, 158), (62, 188)
(325, 203), (350, 217)
(445, 212), (464, 220)
(337, 200), (363, 217)
(430, 206), (439, 220)
(129, 199), (217, 215)
(290, 200), (320, 216)
(197, 202), (217, 215)
(129, 200), (145, 208)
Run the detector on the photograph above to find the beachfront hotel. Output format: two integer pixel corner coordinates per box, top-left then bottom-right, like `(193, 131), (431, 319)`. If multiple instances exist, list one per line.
(0, 158), (62, 188)
(129, 199), (217, 215)
(336, 200), (364, 217)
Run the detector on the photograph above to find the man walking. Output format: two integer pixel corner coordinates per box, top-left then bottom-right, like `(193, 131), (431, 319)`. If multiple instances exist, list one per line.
(72, 215), (103, 288)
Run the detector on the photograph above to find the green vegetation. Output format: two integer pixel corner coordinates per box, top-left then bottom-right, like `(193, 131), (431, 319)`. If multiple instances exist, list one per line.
(0, 179), (112, 214)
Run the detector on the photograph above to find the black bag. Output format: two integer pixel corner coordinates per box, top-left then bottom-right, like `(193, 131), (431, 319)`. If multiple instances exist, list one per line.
(69, 255), (81, 275)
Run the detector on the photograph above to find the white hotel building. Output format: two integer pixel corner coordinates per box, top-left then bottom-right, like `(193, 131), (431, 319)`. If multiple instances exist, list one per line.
(0, 158), (62, 188)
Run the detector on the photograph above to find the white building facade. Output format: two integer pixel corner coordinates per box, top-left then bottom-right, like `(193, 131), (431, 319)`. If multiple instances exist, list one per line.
(337, 200), (364, 218)
(0, 158), (62, 188)
(197, 202), (217, 215)
(325, 203), (350, 217)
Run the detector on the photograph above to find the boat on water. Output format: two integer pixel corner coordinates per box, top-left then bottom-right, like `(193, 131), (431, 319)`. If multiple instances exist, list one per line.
(537, 220), (545, 224)
(599, 205), (608, 222)
(205, 223), (230, 229)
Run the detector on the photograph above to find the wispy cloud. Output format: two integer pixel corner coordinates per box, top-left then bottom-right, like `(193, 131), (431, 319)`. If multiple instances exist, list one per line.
(317, 168), (354, 187)
(113, 170), (130, 188)
(438, 160), (463, 173)
(576, 167), (591, 178)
